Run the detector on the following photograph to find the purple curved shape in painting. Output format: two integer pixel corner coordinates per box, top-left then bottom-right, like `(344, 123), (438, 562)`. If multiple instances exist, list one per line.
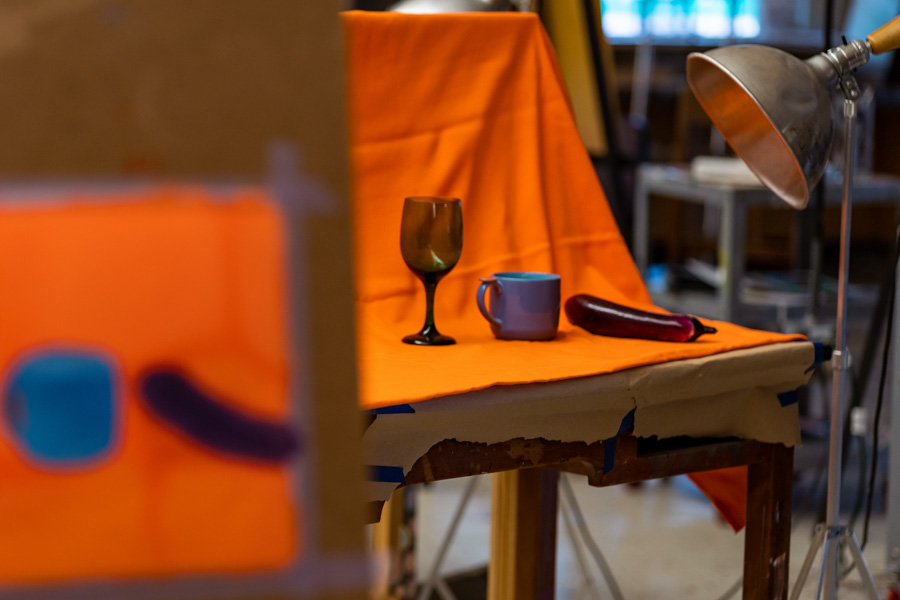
(139, 368), (300, 463)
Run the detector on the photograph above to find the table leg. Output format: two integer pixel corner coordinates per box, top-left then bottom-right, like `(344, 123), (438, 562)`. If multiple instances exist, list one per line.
(743, 444), (793, 600)
(488, 468), (559, 600)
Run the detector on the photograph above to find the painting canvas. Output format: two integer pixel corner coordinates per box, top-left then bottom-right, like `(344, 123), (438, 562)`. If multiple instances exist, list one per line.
(0, 187), (301, 587)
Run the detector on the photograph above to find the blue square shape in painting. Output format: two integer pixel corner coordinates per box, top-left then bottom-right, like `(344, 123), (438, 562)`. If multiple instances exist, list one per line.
(4, 350), (117, 466)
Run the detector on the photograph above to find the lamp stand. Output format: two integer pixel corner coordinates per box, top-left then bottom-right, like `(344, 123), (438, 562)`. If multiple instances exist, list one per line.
(789, 95), (881, 600)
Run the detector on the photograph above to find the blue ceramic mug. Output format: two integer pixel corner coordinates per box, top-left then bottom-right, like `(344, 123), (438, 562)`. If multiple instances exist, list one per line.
(476, 272), (561, 341)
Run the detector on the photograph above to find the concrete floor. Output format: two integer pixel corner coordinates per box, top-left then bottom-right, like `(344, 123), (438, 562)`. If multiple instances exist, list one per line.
(413, 472), (894, 599)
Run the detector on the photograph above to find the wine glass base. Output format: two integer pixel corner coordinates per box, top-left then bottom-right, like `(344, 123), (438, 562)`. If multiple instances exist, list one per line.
(402, 333), (456, 346)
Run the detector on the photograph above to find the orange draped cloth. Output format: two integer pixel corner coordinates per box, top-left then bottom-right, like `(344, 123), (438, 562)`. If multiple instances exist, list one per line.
(345, 11), (802, 530)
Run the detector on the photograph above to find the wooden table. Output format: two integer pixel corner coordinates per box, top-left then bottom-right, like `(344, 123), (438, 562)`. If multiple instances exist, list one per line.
(364, 340), (816, 600)
(386, 434), (793, 600)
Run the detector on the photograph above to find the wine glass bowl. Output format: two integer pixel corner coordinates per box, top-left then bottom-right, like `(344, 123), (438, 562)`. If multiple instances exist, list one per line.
(400, 196), (463, 345)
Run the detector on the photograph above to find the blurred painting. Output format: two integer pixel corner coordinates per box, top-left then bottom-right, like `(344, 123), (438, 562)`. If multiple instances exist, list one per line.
(0, 1), (364, 597)
(0, 186), (303, 586)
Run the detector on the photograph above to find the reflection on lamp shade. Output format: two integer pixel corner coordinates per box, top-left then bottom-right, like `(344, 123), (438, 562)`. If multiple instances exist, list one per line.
(388, 0), (512, 13)
(687, 45), (835, 209)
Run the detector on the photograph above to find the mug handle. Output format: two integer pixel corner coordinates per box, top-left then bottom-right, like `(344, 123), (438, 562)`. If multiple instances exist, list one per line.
(477, 277), (502, 328)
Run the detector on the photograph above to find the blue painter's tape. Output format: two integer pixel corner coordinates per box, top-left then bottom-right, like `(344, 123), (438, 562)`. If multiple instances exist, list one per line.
(805, 341), (825, 374)
(778, 389), (799, 407)
(368, 465), (406, 483)
(603, 439), (616, 475)
(603, 409), (636, 475)
(617, 409), (636, 435)
(366, 404), (415, 415)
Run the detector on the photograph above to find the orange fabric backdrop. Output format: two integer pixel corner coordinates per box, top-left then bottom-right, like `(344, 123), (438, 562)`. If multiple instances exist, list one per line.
(345, 11), (804, 531)
(0, 188), (297, 583)
(345, 11), (801, 408)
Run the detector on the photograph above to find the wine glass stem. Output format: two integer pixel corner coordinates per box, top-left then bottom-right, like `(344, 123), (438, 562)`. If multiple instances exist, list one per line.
(422, 278), (438, 335)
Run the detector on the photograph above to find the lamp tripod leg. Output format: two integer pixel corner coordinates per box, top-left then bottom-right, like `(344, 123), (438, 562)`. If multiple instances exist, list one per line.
(821, 529), (839, 600)
(790, 524), (827, 600)
(843, 528), (881, 599)
(789, 525), (882, 600)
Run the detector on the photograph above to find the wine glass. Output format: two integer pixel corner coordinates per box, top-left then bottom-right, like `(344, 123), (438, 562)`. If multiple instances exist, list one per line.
(400, 196), (463, 345)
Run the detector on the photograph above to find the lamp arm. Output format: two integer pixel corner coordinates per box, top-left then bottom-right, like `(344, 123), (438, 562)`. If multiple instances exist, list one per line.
(868, 15), (900, 55)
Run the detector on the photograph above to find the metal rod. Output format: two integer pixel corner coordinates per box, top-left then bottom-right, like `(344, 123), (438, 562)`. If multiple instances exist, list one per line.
(889, 244), (900, 577)
(434, 578), (456, 600)
(415, 477), (479, 600)
(792, 92), (883, 600)
(826, 97), (856, 530)
(560, 473), (626, 600)
(818, 96), (858, 600)
(560, 480), (603, 600)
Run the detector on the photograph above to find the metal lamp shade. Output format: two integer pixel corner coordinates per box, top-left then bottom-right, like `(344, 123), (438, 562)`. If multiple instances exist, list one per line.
(389, 0), (512, 12)
(687, 45), (835, 209)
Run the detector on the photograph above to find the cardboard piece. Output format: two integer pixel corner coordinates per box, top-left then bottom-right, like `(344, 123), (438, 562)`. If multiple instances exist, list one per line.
(363, 341), (814, 503)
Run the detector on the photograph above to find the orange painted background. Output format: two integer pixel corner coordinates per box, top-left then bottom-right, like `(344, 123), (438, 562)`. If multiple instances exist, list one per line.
(0, 187), (298, 583)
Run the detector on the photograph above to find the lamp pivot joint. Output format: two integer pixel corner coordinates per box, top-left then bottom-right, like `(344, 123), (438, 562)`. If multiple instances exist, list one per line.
(824, 39), (871, 76)
(831, 349), (851, 371)
(816, 39), (869, 100)
(841, 76), (861, 102)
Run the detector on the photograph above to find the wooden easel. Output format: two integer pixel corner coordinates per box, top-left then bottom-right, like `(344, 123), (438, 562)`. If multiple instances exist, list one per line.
(0, 2), (366, 598)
